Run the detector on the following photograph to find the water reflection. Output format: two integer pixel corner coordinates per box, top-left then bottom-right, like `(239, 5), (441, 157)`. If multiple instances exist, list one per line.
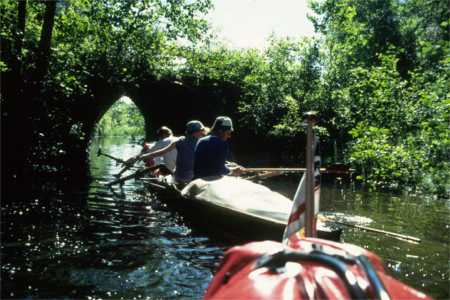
(1, 136), (449, 299)
(2, 137), (227, 299)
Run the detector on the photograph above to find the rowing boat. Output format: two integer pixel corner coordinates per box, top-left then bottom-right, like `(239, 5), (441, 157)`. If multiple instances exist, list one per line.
(141, 175), (341, 242)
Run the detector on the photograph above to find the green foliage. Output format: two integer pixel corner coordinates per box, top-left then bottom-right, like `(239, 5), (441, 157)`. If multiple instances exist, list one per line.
(95, 98), (145, 137)
(2, 0), (213, 99)
(332, 54), (409, 135)
(48, 0), (212, 92)
(236, 37), (323, 135)
(307, 0), (449, 196)
(349, 124), (425, 189)
(230, 0), (449, 196)
(0, 60), (7, 72)
(1, 0), (213, 173)
(1, 0), (448, 197)
(173, 36), (323, 136)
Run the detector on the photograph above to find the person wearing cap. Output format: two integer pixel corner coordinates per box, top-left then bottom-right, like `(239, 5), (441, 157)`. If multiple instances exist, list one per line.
(135, 120), (209, 184)
(193, 116), (243, 179)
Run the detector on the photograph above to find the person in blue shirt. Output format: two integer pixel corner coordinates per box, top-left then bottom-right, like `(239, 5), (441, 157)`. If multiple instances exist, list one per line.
(194, 116), (243, 179)
(127, 120), (208, 184)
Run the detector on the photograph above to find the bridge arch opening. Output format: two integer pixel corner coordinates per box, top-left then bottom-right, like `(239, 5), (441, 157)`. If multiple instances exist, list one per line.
(93, 95), (145, 139)
(88, 95), (147, 175)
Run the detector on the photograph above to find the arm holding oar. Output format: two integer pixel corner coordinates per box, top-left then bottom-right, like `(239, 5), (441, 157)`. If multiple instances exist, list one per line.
(115, 141), (158, 177)
(119, 126), (179, 177)
(97, 148), (141, 178)
(225, 161), (246, 176)
(117, 140), (178, 178)
(109, 142), (176, 185)
(114, 145), (150, 177)
(127, 141), (176, 166)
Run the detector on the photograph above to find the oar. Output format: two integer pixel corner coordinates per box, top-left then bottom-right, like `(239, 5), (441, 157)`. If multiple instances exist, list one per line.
(115, 163), (134, 178)
(243, 171), (283, 181)
(321, 215), (421, 243)
(97, 148), (126, 165)
(336, 221), (421, 243)
(106, 166), (156, 186)
(114, 153), (144, 177)
(244, 167), (354, 175)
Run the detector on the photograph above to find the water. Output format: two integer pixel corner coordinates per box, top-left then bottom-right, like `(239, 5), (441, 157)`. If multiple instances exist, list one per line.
(1, 136), (449, 299)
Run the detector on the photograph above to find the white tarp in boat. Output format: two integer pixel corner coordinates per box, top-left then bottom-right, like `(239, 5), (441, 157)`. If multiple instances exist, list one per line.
(181, 176), (292, 223)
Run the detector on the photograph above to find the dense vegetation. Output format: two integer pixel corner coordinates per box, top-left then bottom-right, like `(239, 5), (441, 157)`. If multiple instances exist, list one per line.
(94, 98), (145, 137)
(1, 0), (212, 179)
(1, 0), (448, 197)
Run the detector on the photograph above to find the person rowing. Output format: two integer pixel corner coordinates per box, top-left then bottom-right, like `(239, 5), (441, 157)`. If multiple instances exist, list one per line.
(126, 120), (209, 184)
(142, 126), (178, 175)
(116, 126), (177, 177)
(193, 116), (244, 179)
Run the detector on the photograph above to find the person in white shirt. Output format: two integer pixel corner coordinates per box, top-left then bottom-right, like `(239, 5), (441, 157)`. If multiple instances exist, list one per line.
(138, 120), (209, 184)
(146, 126), (178, 173)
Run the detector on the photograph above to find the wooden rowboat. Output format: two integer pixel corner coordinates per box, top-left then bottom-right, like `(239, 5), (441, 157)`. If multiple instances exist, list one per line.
(141, 175), (341, 242)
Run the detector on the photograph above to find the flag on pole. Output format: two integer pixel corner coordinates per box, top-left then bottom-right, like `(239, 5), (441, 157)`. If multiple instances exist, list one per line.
(282, 137), (321, 245)
(312, 141), (321, 237)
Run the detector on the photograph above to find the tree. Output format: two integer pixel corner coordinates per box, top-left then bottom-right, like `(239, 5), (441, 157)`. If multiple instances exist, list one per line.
(1, 0), (213, 189)
(34, 0), (56, 82)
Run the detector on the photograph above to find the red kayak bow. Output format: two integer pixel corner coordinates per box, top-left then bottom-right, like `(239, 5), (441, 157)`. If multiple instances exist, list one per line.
(205, 238), (431, 300)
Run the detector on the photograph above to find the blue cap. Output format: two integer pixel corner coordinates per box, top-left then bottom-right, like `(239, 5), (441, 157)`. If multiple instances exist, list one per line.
(211, 116), (234, 132)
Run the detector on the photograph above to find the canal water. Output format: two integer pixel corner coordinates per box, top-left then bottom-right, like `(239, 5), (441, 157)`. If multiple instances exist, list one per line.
(1, 136), (449, 299)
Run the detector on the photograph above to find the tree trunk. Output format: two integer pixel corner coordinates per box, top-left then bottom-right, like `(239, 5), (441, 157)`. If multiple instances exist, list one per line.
(16, 0), (27, 63)
(2, 0), (57, 200)
(34, 0), (56, 83)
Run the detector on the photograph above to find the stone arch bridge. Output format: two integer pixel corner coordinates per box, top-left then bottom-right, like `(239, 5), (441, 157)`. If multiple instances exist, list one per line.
(80, 76), (241, 141)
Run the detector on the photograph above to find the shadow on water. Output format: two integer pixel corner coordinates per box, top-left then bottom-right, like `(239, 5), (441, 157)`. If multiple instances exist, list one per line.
(1, 136), (449, 299)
